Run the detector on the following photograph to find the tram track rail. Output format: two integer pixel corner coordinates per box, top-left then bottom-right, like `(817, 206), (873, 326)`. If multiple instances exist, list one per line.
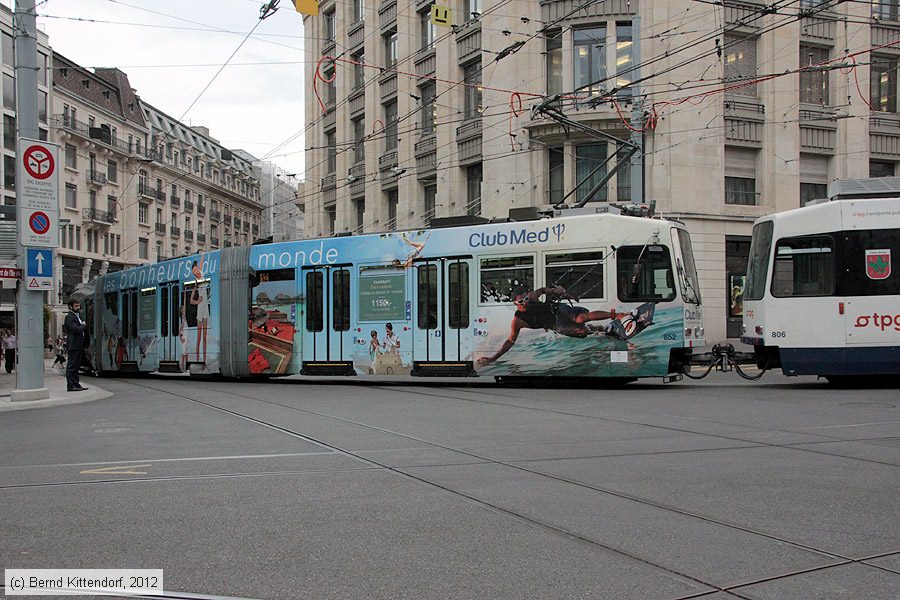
(85, 377), (899, 598)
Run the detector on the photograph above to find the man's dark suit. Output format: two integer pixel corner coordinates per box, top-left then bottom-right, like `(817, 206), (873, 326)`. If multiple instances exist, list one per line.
(64, 309), (86, 390)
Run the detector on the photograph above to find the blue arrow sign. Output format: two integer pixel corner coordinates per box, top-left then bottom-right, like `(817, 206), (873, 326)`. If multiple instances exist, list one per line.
(26, 248), (53, 278)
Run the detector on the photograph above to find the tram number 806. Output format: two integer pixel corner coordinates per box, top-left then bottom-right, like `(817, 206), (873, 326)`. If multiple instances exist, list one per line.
(771, 331), (787, 338)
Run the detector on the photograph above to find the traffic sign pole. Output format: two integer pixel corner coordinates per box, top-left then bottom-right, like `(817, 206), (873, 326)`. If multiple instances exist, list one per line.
(13, 0), (49, 401)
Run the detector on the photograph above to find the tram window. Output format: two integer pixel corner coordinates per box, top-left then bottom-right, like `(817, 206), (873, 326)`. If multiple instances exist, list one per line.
(771, 236), (834, 297)
(333, 269), (351, 331)
(837, 229), (900, 296)
(616, 245), (676, 302)
(104, 292), (118, 316)
(139, 288), (156, 331)
(545, 251), (604, 300)
(448, 262), (469, 329)
(121, 292), (130, 341)
(672, 230), (702, 304)
(171, 285), (180, 337)
(306, 271), (324, 332)
(182, 281), (198, 327)
(745, 221), (774, 301)
(251, 268), (297, 335)
(160, 286), (169, 337)
(417, 264), (438, 330)
(130, 290), (138, 338)
(480, 255), (534, 303)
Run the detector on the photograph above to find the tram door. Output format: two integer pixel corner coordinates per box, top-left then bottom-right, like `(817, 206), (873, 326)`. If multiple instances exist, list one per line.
(301, 264), (354, 375)
(411, 257), (474, 376)
(158, 281), (181, 372)
(119, 288), (139, 371)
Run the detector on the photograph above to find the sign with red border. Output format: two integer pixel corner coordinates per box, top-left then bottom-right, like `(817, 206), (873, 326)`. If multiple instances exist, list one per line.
(29, 211), (51, 235)
(23, 144), (55, 180)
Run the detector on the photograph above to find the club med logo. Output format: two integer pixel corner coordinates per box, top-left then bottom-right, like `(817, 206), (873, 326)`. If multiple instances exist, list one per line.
(469, 224), (565, 248)
(865, 249), (891, 280)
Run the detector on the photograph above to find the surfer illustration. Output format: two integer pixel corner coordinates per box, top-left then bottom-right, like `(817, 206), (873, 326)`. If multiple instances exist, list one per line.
(392, 232), (430, 269)
(477, 286), (619, 366)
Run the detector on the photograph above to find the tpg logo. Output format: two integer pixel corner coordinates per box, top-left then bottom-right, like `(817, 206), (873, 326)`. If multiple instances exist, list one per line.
(469, 224), (565, 248)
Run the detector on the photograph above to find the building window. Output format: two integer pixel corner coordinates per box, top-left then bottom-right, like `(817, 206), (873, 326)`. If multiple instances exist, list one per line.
(800, 45), (829, 105)
(423, 183), (437, 221)
(139, 202), (149, 225)
(724, 34), (758, 97)
(725, 177), (757, 205)
(466, 0), (481, 20)
(546, 30), (563, 95)
(384, 101), (398, 150)
(870, 160), (895, 177)
(463, 62), (483, 118)
(466, 164), (482, 216)
(420, 10), (436, 50)
(725, 147), (758, 205)
(2, 115), (13, 151)
(873, 0), (900, 20)
(870, 55), (897, 112)
(3, 73), (15, 110)
(1, 32), (12, 68)
(65, 144), (77, 169)
(800, 183), (827, 206)
(616, 22), (633, 97)
(354, 198), (365, 231)
(384, 32), (398, 67)
(353, 52), (365, 90)
(66, 183), (78, 208)
(39, 90), (47, 123)
(325, 130), (336, 173)
(3, 155), (14, 190)
(353, 118), (365, 164)
(139, 238), (148, 259)
(353, 0), (365, 21)
(386, 190), (398, 229)
(324, 10), (336, 38)
(421, 83), (436, 135)
(575, 144), (608, 203)
(107, 160), (117, 183)
(548, 146), (564, 205)
(574, 27), (606, 98)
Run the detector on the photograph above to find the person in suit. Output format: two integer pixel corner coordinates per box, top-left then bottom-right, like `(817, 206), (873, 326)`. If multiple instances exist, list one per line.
(64, 299), (88, 392)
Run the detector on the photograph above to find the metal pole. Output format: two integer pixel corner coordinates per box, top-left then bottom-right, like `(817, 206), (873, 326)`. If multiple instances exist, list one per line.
(630, 14), (644, 204)
(12, 0), (48, 401)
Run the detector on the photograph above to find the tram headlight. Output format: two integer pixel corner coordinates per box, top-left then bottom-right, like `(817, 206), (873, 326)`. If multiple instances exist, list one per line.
(755, 325), (764, 335)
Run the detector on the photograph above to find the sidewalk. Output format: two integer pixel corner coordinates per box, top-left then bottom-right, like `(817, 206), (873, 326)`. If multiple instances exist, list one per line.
(0, 359), (112, 412)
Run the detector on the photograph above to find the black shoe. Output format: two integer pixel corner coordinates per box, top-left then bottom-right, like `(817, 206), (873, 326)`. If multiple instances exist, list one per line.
(68, 386), (87, 392)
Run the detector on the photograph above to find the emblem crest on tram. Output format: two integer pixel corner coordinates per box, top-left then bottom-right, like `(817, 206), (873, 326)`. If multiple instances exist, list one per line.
(865, 249), (891, 280)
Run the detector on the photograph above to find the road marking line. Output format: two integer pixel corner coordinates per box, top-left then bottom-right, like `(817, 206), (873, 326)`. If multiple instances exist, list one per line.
(80, 464), (152, 475)
(803, 420), (900, 430)
(5, 451), (337, 470)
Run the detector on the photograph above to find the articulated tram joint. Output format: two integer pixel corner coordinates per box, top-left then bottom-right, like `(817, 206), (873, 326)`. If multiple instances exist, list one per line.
(681, 343), (767, 380)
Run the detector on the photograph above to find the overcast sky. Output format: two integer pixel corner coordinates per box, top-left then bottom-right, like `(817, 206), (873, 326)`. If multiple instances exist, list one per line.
(7, 0), (307, 177)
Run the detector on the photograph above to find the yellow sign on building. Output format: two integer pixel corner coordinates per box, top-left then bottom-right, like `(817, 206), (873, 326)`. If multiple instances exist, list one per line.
(431, 5), (452, 27)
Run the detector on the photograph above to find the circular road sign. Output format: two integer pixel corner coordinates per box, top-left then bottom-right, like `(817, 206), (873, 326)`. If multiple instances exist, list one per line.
(23, 145), (56, 180)
(29, 211), (51, 235)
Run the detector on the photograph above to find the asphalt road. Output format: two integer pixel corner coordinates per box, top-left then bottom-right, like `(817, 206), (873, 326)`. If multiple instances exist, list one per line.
(1, 374), (898, 600)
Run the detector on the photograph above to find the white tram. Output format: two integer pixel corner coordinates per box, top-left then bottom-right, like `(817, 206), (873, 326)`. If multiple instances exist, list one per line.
(742, 178), (900, 379)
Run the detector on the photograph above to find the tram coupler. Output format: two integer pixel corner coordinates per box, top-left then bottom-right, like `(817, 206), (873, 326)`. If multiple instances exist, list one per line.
(680, 343), (759, 379)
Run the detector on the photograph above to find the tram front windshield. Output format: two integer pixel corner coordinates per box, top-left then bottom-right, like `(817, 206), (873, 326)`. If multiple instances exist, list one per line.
(745, 221), (774, 301)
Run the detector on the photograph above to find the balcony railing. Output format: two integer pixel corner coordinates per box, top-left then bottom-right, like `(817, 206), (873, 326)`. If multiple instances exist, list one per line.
(169, 194), (181, 208)
(197, 204), (206, 215)
(211, 236), (220, 246)
(155, 189), (165, 204)
(170, 226), (181, 237)
(155, 223), (166, 234)
(234, 218), (242, 229)
(197, 233), (206, 244)
(138, 182), (155, 199)
(184, 200), (194, 212)
(251, 225), (258, 236)
(224, 215), (232, 225)
(86, 170), (108, 187)
(210, 210), (221, 221)
(82, 207), (115, 224)
(243, 222), (250, 232)
(184, 230), (194, 241)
